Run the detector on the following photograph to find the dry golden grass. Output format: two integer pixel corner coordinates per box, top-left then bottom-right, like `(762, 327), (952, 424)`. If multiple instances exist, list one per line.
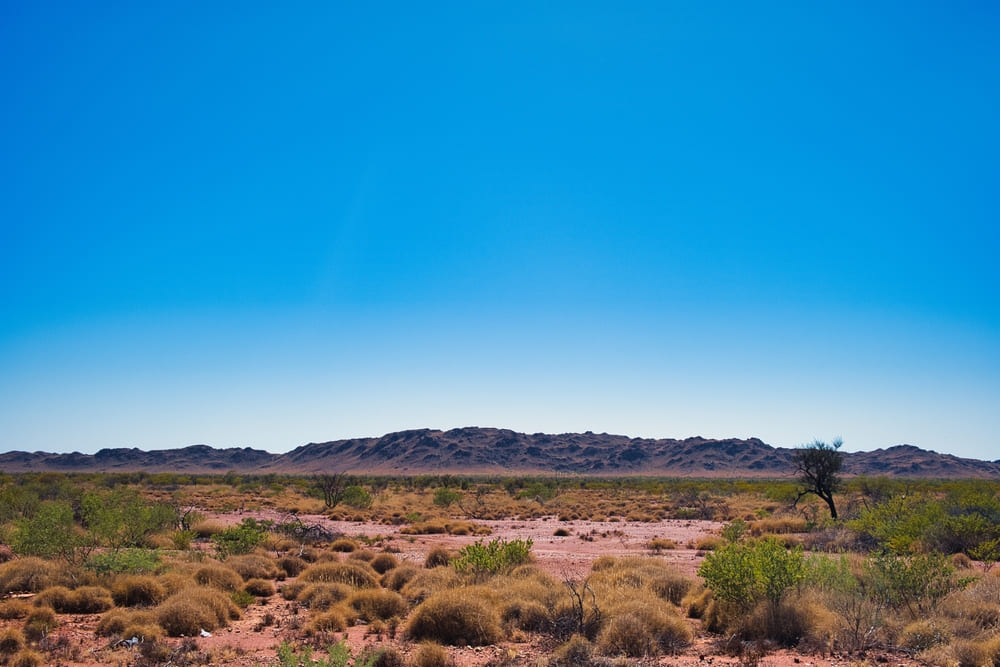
(299, 561), (379, 588)
(297, 582), (352, 610)
(0, 628), (25, 657)
(0, 558), (70, 594)
(111, 574), (168, 607)
(96, 608), (159, 637)
(155, 588), (240, 637)
(193, 564), (243, 591)
(400, 567), (461, 604)
(243, 577), (276, 597)
(410, 642), (455, 667)
(347, 589), (408, 622)
(226, 553), (281, 580)
(381, 563), (420, 592)
(406, 588), (503, 646)
(0, 600), (30, 620)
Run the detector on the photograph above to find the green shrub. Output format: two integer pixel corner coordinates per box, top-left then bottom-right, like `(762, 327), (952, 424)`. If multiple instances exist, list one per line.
(865, 551), (957, 616)
(698, 537), (806, 610)
(407, 589), (503, 646)
(211, 519), (269, 558)
(86, 548), (162, 575)
(452, 538), (533, 579)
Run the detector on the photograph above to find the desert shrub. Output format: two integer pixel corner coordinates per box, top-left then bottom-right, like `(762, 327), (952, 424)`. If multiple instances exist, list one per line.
(156, 588), (240, 637)
(0, 628), (25, 656)
(297, 583), (352, 610)
(244, 578), (276, 597)
(299, 561), (378, 589)
(410, 642), (454, 667)
(382, 563), (419, 591)
(112, 575), (168, 607)
(230, 589), (256, 608)
(452, 538), (533, 579)
(277, 555), (309, 577)
(212, 519), (269, 559)
(85, 548), (162, 575)
(194, 564), (243, 592)
(8, 649), (43, 667)
(553, 527), (571, 537)
(0, 599), (31, 620)
(348, 589), (408, 622)
(23, 607), (57, 642)
(407, 589), (503, 646)
(329, 538), (358, 552)
(698, 537), (806, 610)
(96, 608), (158, 636)
(401, 567), (460, 604)
(8, 501), (80, 563)
(227, 553), (281, 580)
(306, 609), (347, 634)
(424, 546), (452, 569)
(0, 558), (69, 594)
(553, 634), (594, 666)
(865, 551), (958, 617)
(370, 553), (398, 574)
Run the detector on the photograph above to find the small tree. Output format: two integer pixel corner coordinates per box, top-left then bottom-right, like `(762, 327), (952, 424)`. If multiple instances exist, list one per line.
(793, 439), (844, 520)
(316, 473), (348, 509)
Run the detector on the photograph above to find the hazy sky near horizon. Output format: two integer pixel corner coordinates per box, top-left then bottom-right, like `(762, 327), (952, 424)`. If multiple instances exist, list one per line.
(2, 2), (998, 460)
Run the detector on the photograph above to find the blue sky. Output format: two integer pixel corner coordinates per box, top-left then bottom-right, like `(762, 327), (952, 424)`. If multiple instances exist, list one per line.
(2, 2), (998, 460)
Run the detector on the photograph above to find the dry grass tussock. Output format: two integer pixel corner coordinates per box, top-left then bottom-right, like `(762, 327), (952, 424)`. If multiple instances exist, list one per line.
(33, 584), (113, 614)
(243, 577), (276, 597)
(400, 567), (460, 604)
(406, 587), (504, 646)
(96, 608), (159, 637)
(588, 555), (694, 605)
(347, 589), (408, 621)
(299, 561), (379, 588)
(155, 587), (241, 637)
(0, 558), (71, 594)
(226, 553), (281, 580)
(297, 582), (352, 610)
(111, 574), (168, 607)
(193, 564), (243, 591)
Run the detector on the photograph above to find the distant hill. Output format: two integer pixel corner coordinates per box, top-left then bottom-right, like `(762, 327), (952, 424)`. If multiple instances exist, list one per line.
(1, 428), (997, 478)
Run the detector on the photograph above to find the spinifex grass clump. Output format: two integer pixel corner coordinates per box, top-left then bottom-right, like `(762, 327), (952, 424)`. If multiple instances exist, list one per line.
(452, 538), (533, 579)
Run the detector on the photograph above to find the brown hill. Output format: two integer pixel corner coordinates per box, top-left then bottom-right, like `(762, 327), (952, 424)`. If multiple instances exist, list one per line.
(0, 428), (997, 477)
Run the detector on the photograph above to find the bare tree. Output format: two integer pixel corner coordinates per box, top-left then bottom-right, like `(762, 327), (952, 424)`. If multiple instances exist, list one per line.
(793, 439), (844, 520)
(316, 473), (348, 509)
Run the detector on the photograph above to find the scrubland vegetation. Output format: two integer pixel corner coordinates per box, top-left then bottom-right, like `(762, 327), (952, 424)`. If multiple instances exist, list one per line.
(0, 471), (997, 665)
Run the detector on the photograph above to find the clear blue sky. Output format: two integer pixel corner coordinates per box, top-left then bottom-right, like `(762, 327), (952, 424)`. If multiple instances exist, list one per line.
(2, 2), (998, 460)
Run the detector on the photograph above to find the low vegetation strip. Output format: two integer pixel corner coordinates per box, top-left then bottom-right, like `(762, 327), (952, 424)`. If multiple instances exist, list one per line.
(0, 472), (995, 665)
